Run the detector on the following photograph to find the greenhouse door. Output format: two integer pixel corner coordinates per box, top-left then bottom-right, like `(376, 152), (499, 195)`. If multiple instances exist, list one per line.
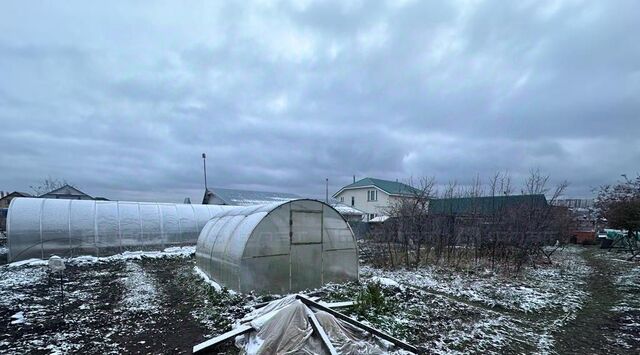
(290, 211), (323, 291)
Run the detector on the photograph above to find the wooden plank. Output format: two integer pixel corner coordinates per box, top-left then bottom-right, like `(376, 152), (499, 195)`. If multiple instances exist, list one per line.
(321, 301), (355, 309)
(192, 325), (253, 354)
(305, 307), (339, 355)
(296, 294), (418, 354)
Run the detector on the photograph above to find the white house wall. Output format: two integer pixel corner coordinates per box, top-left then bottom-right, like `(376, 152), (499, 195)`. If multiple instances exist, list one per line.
(335, 188), (416, 221)
(335, 188), (391, 218)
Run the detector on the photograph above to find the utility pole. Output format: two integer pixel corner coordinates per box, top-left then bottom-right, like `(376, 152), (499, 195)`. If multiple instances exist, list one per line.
(202, 153), (208, 191)
(325, 178), (329, 203)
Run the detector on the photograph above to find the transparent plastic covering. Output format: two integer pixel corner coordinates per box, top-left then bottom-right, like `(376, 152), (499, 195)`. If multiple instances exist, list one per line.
(7, 198), (233, 262)
(196, 199), (359, 294)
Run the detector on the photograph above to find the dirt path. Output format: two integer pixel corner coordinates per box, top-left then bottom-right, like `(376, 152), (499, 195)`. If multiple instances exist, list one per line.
(553, 249), (635, 354)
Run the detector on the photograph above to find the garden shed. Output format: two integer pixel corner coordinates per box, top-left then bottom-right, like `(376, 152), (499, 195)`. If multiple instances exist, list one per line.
(196, 199), (359, 294)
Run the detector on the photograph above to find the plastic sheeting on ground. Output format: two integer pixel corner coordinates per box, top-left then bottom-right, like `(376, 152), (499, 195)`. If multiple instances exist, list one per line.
(235, 295), (407, 355)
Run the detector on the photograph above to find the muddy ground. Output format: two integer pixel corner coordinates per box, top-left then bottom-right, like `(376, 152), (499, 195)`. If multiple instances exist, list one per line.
(0, 246), (638, 354)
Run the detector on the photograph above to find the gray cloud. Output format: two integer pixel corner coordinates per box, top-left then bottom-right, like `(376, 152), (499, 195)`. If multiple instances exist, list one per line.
(0, 0), (638, 202)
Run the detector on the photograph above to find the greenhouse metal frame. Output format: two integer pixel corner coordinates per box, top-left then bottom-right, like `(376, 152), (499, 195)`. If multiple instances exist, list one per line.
(196, 199), (359, 294)
(7, 197), (234, 262)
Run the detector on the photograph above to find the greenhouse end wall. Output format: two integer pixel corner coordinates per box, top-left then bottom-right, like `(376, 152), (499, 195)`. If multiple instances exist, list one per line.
(196, 199), (359, 294)
(7, 197), (234, 262)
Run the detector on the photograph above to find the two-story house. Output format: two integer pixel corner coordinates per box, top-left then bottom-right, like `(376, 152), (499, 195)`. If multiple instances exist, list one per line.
(332, 177), (420, 221)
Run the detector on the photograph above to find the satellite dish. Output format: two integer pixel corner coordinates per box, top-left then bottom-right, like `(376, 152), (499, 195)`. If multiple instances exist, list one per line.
(48, 256), (65, 273)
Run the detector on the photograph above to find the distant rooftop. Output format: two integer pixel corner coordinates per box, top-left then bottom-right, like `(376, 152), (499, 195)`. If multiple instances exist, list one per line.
(39, 184), (94, 199)
(552, 198), (594, 209)
(333, 177), (420, 197)
(428, 194), (548, 215)
(0, 191), (32, 200)
(203, 187), (300, 206)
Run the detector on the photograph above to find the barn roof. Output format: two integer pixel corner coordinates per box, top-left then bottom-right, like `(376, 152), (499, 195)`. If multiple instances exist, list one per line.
(39, 184), (93, 199)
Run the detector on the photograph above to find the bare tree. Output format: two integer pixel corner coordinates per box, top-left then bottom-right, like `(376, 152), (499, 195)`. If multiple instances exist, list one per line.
(595, 174), (640, 260)
(374, 177), (436, 268)
(367, 171), (573, 273)
(30, 176), (72, 196)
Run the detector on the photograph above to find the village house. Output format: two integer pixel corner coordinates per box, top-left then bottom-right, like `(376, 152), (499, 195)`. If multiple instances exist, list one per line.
(332, 177), (420, 221)
(0, 191), (32, 232)
(0, 186), (107, 232)
(37, 184), (105, 200)
(552, 198), (597, 244)
(0, 191), (32, 209)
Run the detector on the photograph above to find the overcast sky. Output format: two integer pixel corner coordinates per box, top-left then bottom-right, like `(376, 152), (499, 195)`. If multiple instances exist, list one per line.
(0, 0), (638, 202)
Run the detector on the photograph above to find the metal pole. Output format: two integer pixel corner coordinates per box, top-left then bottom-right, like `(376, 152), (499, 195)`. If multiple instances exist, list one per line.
(202, 153), (208, 190)
(60, 273), (64, 319)
(325, 178), (329, 203)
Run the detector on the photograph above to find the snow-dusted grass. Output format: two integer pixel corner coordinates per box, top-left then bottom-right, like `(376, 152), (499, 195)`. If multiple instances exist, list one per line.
(604, 255), (640, 350)
(359, 246), (590, 315)
(316, 277), (532, 354)
(312, 246), (595, 354)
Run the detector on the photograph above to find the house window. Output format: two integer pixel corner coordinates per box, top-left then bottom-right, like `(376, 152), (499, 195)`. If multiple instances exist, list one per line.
(351, 196), (355, 206)
(367, 190), (377, 201)
(340, 196), (344, 202)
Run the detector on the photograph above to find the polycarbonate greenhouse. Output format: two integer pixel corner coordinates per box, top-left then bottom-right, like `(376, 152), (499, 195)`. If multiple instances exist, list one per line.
(196, 199), (359, 294)
(7, 197), (234, 262)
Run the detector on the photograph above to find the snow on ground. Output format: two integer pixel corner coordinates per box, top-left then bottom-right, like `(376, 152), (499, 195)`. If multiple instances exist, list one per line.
(6, 246), (196, 268)
(315, 246), (594, 354)
(6, 258), (48, 268)
(1, 245), (637, 354)
(318, 275), (532, 354)
(370, 276), (401, 288)
(193, 266), (223, 291)
(9, 311), (24, 325)
(361, 246), (590, 315)
(119, 261), (160, 313)
(0, 247), (200, 354)
(0, 261), (115, 354)
(606, 257), (640, 350)
(0, 261), (47, 310)
(189, 267), (256, 339)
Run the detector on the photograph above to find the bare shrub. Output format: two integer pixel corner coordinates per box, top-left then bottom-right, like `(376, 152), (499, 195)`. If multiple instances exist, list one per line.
(366, 171), (572, 274)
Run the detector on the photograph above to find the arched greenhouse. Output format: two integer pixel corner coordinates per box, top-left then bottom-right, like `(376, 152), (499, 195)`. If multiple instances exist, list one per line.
(196, 199), (359, 294)
(7, 197), (234, 262)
